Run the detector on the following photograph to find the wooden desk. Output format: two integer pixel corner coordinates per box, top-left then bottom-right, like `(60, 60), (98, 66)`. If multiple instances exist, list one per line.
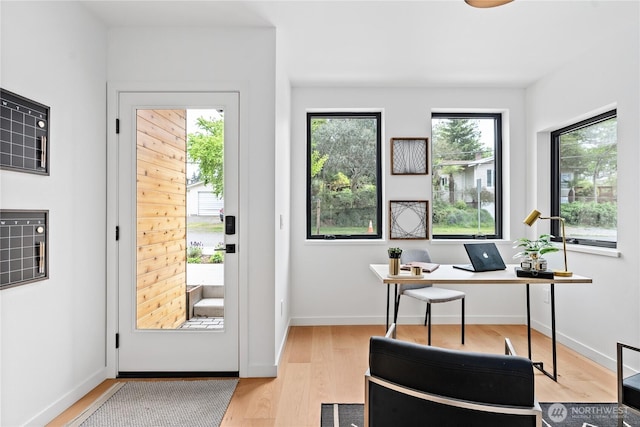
(370, 263), (592, 381)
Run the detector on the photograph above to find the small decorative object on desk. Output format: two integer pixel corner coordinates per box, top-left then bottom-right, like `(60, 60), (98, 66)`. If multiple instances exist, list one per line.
(388, 247), (402, 275)
(513, 234), (558, 273)
(401, 262), (440, 273)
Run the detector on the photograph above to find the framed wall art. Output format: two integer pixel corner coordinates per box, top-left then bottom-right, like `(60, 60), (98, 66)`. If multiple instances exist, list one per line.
(389, 200), (429, 240)
(0, 210), (48, 290)
(1, 88), (50, 175)
(391, 137), (428, 175)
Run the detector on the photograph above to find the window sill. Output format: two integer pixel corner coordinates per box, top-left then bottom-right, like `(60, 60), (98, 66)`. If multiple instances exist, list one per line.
(430, 239), (512, 245)
(304, 238), (385, 246)
(564, 243), (620, 258)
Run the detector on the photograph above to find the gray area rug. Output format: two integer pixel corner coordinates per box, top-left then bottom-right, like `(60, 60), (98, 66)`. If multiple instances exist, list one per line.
(68, 379), (238, 427)
(321, 402), (640, 427)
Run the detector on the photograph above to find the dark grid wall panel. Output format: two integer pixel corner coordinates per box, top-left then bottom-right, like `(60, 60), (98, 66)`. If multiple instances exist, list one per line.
(0, 211), (48, 289)
(0, 89), (49, 174)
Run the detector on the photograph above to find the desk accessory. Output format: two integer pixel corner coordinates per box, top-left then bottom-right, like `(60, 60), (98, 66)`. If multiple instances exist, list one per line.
(515, 267), (554, 279)
(388, 247), (402, 275)
(401, 262), (440, 273)
(387, 273), (424, 279)
(523, 209), (572, 277)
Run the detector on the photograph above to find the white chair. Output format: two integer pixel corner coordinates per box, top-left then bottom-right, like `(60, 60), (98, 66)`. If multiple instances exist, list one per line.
(395, 249), (465, 345)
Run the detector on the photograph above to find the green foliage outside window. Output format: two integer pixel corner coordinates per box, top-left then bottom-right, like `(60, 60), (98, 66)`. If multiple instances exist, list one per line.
(187, 116), (224, 197)
(554, 111), (617, 245)
(431, 114), (500, 237)
(560, 202), (617, 229)
(308, 113), (381, 238)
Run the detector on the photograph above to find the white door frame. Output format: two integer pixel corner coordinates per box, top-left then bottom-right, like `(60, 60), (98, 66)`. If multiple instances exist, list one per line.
(106, 81), (250, 377)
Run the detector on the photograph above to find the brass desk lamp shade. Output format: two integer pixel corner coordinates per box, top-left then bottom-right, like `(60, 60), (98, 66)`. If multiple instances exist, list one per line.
(523, 209), (573, 277)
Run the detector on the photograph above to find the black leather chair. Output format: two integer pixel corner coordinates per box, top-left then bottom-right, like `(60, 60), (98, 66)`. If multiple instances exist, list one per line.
(617, 342), (640, 425)
(365, 334), (541, 427)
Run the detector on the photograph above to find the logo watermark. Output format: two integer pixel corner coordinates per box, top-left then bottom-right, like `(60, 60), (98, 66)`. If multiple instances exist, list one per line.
(547, 403), (567, 423)
(546, 402), (629, 424)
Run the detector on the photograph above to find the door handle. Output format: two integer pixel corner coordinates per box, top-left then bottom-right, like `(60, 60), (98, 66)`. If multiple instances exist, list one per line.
(214, 244), (236, 253)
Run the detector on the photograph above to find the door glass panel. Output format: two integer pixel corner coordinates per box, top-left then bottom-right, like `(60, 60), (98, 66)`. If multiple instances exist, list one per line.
(135, 108), (225, 330)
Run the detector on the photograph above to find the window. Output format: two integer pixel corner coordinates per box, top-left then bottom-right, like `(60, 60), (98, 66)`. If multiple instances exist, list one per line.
(551, 110), (617, 248)
(307, 112), (382, 239)
(431, 113), (502, 239)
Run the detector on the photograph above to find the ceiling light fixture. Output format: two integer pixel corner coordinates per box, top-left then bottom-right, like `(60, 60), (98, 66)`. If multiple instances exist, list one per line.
(465, 0), (513, 8)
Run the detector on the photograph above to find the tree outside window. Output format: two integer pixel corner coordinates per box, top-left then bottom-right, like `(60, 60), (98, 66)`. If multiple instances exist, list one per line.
(551, 110), (617, 247)
(307, 112), (382, 239)
(431, 113), (502, 239)
(187, 114), (224, 197)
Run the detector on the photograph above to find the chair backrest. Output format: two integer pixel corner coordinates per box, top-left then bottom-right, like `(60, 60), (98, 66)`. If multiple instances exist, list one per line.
(366, 336), (541, 427)
(399, 249), (433, 292)
(400, 249), (431, 264)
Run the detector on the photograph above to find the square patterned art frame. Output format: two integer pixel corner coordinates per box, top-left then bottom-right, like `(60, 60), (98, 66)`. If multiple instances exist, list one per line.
(390, 137), (428, 175)
(389, 200), (429, 240)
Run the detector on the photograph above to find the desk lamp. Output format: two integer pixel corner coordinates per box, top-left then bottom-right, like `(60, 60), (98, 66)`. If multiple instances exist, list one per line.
(523, 209), (572, 277)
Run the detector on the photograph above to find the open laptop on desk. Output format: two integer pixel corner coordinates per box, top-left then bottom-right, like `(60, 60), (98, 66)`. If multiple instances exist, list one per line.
(453, 242), (507, 272)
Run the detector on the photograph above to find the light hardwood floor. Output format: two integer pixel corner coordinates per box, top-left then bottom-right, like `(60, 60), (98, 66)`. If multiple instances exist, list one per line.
(48, 324), (616, 427)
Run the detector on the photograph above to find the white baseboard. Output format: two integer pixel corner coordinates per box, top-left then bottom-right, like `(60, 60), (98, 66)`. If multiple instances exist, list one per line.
(291, 314), (527, 326)
(245, 363), (278, 378)
(274, 318), (291, 374)
(26, 366), (108, 426)
(530, 319), (617, 373)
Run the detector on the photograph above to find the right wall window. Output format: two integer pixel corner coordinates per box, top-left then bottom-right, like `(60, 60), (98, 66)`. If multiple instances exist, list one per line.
(551, 109), (617, 248)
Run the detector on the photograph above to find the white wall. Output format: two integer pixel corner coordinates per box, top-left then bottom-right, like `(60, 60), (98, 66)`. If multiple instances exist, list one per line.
(106, 27), (278, 377)
(290, 87), (529, 326)
(274, 28), (292, 367)
(0, 2), (107, 425)
(525, 11), (640, 370)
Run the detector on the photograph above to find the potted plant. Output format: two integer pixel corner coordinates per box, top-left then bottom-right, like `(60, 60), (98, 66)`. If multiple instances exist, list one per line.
(388, 247), (402, 275)
(513, 234), (559, 272)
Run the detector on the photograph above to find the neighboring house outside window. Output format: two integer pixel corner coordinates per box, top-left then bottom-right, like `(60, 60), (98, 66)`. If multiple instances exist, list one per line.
(431, 113), (502, 239)
(306, 112), (382, 239)
(551, 109), (617, 248)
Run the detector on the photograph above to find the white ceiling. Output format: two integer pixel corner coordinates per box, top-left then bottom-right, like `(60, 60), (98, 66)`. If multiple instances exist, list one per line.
(81, 0), (639, 88)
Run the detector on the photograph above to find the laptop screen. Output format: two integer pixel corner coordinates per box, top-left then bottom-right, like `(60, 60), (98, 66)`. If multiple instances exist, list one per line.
(464, 243), (506, 271)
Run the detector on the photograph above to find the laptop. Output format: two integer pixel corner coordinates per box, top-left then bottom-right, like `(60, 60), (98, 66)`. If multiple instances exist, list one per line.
(453, 242), (507, 272)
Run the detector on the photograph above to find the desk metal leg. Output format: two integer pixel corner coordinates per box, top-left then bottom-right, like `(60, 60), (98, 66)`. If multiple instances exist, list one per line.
(386, 284), (390, 332)
(526, 283), (532, 360)
(393, 284), (399, 324)
(527, 282), (558, 381)
(550, 283), (558, 380)
(386, 284), (400, 333)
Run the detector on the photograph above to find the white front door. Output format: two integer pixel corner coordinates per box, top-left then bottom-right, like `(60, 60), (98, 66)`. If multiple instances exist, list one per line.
(117, 91), (239, 374)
